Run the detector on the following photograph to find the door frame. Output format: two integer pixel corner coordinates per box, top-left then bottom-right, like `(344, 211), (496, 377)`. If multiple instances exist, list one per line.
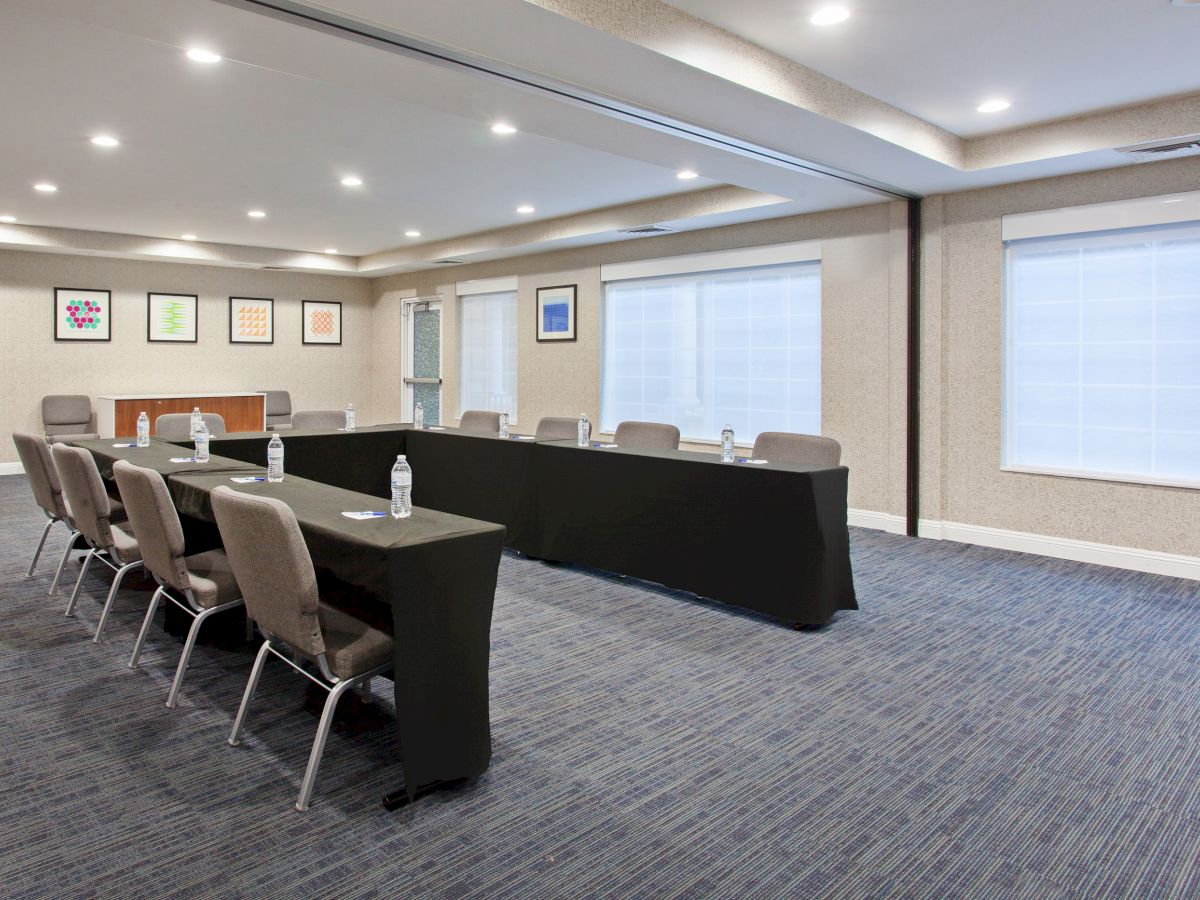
(401, 296), (443, 423)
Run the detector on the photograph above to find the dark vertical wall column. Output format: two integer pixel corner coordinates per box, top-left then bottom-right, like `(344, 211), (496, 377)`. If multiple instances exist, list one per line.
(906, 198), (923, 537)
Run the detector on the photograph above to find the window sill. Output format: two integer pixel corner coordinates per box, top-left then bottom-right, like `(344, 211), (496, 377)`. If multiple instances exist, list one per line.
(1001, 464), (1200, 492)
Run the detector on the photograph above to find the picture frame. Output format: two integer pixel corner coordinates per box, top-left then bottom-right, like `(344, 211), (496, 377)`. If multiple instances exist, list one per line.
(302, 300), (342, 345)
(229, 296), (274, 344)
(147, 292), (198, 343)
(536, 284), (577, 342)
(54, 288), (111, 342)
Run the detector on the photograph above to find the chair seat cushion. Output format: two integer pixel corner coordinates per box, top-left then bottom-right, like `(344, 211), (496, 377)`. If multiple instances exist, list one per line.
(318, 602), (394, 679)
(184, 549), (241, 609)
(47, 432), (100, 444)
(110, 523), (140, 565)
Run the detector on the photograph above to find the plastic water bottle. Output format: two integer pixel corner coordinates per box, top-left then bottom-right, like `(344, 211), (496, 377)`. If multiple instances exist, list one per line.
(577, 413), (591, 447)
(721, 424), (735, 462)
(345, 403), (356, 432)
(390, 455), (412, 519)
(267, 433), (284, 482)
(499, 412), (509, 439)
(189, 407), (202, 439)
(194, 421), (210, 463)
(136, 411), (150, 448)
(414, 401), (424, 430)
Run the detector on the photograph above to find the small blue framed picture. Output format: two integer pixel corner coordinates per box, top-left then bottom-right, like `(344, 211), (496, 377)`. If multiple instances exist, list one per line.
(536, 284), (577, 343)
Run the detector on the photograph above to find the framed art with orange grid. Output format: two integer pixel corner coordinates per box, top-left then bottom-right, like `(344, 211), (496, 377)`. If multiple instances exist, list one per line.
(302, 300), (341, 345)
(229, 296), (274, 344)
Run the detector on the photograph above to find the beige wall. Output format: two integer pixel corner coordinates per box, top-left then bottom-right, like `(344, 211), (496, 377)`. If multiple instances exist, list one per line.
(0, 249), (374, 464)
(372, 201), (909, 516)
(924, 155), (1200, 557)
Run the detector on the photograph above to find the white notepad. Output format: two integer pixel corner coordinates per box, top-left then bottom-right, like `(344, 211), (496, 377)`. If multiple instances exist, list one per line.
(341, 511), (386, 520)
(169, 457), (197, 463)
(230, 476), (265, 483)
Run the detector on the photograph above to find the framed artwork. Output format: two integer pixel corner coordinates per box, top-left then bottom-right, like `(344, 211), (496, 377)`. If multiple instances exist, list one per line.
(147, 292), (198, 342)
(536, 284), (577, 342)
(303, 300), (342, 345)
(55, 288), (111, 342)
(230, 296), (274, 344)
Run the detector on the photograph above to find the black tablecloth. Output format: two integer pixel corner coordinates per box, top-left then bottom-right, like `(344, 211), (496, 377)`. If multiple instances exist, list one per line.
(169, 471), (505, 798)
(74, 436), (262, 481)
(194, 425), (409, 498)
(529, 441), (857, 625)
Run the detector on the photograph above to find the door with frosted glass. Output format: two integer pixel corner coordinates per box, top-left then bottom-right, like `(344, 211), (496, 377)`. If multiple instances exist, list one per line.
(403, 298), (442, 425)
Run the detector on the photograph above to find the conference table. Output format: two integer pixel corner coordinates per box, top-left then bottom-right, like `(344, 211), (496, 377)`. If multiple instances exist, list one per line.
(74, 437), (505, 801)
(196, 424), (858, 626)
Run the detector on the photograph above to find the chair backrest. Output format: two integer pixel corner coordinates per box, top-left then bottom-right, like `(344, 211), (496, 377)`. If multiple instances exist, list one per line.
(535, 416), (578, 441)
(12, 431), (68, 520)
(210, 487), (325, 659)
(613, 420), (680, 451)
(51, 443), (116, 549)
(261, 390), (292, 426)
(290, 410), (344, 430)
(752, 432), (842, 466)
(42, 394), (92, 436)
(459, 410), (501, 434)
(112, 460), (190, 592)
(155, 412), (227, 440)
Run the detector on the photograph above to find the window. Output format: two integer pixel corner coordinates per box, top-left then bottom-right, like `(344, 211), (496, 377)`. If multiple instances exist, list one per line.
(459, 290), (518, 420)
(1004, 220), (1200, 487)
(602, 261), (821, 443)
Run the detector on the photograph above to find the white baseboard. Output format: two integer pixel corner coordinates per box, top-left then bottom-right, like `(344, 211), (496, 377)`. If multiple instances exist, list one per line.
(0, 461), (24, 477)
(848, 507), (1200, 581)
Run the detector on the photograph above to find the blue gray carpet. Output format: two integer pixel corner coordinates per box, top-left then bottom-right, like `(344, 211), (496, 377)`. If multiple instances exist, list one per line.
(2, 472), (1200, 898)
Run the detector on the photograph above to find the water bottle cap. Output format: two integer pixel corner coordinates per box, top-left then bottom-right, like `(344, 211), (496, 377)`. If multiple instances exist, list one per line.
(397, 454), (406, 460)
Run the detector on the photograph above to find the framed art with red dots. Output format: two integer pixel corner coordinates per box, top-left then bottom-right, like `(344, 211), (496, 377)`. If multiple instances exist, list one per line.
(55, 288), (111, 342)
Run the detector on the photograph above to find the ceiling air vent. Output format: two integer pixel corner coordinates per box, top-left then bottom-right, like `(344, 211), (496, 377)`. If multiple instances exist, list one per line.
(619, 225), (675, 236)
(1116, 135), (1200, 162)
(433, 258), (467, 265)
(259, 265), (292, 270)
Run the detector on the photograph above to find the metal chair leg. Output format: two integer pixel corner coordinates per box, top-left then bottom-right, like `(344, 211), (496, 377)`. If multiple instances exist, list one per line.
(296, 678), (359, 812)
(165, 602), (241, 709)
(65, 549), (96, 616)
(229, 640), (272, 746)
(128, 586), (164, 669)
(93, 561), (143, 643)
(49, 531), (82, 597)
(26, 519), (55, 577)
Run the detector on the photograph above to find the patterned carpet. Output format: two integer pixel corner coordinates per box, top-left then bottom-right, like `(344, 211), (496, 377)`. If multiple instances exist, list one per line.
(2, 472), (1200, 899)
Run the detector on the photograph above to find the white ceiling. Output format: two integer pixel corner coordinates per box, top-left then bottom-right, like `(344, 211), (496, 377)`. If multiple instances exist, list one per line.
(666, 0), (1200, 136)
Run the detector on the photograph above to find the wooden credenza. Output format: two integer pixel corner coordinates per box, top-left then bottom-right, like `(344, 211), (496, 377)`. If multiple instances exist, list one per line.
(96, 393), (267, 438)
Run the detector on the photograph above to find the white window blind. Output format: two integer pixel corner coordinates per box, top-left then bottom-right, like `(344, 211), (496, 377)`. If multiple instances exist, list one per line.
(602, 261), (821, 443)
(459, 290), (518, 421)
(1003, 220), (1200, 487)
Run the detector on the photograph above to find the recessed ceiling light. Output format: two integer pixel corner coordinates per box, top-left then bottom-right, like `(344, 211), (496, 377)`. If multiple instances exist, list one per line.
(677, 169), (699, 180)
(247, 209), (266, 218)
(405, 230), (421, 238)
(340, 175), (363, 187)
(90, 135), (120, 148)
(977, 98), (1011, 113)
(491, 122), (517, 135)
(324, 247), (339, 254)
(0, 215), (15, 223)
(516, 205), (535, 214)
(186, 47), (222, 64)
(181, 233), (198, 241)
(810, 5), (850, 26)
(34, 183), (57, 193)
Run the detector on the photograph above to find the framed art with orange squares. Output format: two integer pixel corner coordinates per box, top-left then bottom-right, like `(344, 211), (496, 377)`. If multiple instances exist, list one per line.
(302, 300), (341, 345)
(229, 296), (274, 344)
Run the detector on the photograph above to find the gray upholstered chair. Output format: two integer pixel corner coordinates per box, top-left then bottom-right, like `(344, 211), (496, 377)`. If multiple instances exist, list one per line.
(290, 410), (345, 430)
(154, 412), (227, 441)
(115, 461), (244, 708)
(613, 420), (681, 451)
(459, 409), (501, 434)
(12, 431), (83, 588)
(535, 416), (578, 441)
(262, 390), (293, 431)
(42, 394), (98, 443)
(752, 432), (842, 466)
(210, 486), (394, 812)
(51, 444), (143, 641)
